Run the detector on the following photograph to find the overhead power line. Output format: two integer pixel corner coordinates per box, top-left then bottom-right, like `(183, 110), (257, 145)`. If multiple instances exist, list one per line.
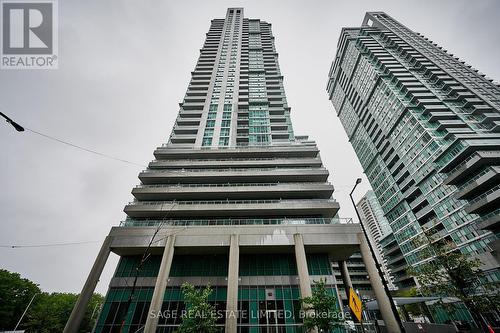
(0, 240), (101, 248)
(25, 128), (146, 167)
(1, 111), (146, 167)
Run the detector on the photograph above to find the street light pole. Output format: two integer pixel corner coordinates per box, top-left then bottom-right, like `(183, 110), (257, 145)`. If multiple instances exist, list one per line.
(349, 178), (405, 333)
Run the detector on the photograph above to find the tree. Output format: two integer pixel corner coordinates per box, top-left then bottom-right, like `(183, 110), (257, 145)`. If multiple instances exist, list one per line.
(0, 269), (103, 332)
(24, 292), (104, 332)
(0, 269), (40, 330)
(408, 233), (500, 330)
(176, 283), (218, 333)
(301, 278), (344, 332)
(395, 288), (427, 321)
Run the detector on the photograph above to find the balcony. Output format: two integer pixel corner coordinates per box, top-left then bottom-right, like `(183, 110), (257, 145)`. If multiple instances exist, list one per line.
(148, 157), (322, 169)
(132, 182), (334, 200)
(428, 111), (457, 122)
(154, 145), (320, 160)
(465, 184), (500, 214)
(120, 217), (353, 227)
(173, 126), (199, 135)
(124, 199), (340, 218)
(476, 211), (500, 232)
(445, 151), (500, 185)
(409, 194), (426, 210)
(180, 101), (204, 111)
(387, 253), (405, 266)
(178, 110), (202, 118)
(438, 142), (500, 174)
(271, 131), (291, 140)
(139, 167), (329, 184)
(455, 166), (500, 200)
(168, 134), (197, 145)
(176, 119), (200, 127)
(435, 119), (466, 131)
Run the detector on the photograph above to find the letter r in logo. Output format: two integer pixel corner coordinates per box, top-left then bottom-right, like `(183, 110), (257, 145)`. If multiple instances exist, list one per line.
(2, 2), (53, 54)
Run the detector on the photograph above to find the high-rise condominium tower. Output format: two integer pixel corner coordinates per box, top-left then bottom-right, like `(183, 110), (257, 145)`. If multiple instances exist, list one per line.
(65, 8), (400, 333)
(357, 191), (395, 290)
(327, 12), (500, 289)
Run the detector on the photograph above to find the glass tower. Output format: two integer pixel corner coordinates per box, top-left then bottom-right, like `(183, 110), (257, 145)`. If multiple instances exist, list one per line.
(357, 191), (395, 290)
(62, 8), (398, 333)
(327, 12), (500, 289)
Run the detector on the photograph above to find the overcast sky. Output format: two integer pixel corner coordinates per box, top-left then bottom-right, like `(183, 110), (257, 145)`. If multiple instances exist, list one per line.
(1, 0), (499, 295)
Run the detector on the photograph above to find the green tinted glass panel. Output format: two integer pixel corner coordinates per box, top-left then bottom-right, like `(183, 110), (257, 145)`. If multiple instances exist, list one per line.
(170, 254), (228, 277)
(115, 256), (161, 277)
(239, 254), (298, 276)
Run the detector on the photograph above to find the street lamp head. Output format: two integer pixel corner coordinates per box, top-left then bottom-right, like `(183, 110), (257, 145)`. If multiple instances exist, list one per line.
(356, 178), (362, 184)
(0, 112), (25, 132)
(9, 121), (25, 132)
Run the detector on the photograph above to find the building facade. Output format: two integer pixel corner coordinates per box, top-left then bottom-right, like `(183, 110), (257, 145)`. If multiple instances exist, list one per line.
(327, 12), (500, 289)
(357, 191), (396, 290)
(64, 8), (401, 333)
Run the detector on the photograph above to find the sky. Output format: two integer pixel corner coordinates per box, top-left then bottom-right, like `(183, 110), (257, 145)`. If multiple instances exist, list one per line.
(1, 0), (499, 295)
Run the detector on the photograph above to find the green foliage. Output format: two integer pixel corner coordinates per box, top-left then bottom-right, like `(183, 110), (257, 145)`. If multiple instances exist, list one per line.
(301, 278), (343, 332)
(395, 287), (425, 318)
(0, 269), (40, 330)
(176, 283), (218, 333)
(0, 269), (103, 332)
(408, 233), (500, 327)
(24, 292), (104, 332)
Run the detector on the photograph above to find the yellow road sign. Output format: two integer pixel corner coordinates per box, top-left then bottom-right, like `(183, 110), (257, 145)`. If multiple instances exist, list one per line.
(349, 288), (363, 322)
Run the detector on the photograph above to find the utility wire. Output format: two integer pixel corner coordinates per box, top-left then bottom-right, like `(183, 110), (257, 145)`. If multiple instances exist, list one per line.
(25, 128), (146, 167)
(0, 240), (101, 248)
(1, 111), (146, 167)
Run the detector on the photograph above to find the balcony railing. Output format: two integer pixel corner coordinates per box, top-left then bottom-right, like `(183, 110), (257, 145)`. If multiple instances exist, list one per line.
(457, 166), (493, 191)
(160, 141), (312, 149)
(134, 182), (331, 189)
(468, 184), (500, 205)
(150, 157), (302, 163)
(119, 217), (353, 227)
(141, 167), (325, 173)
(127, 199), (337, 206)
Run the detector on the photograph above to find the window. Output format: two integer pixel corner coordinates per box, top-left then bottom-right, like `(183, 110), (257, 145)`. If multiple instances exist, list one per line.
(203, 129), (214, 137)
(249, 134), (269, 143)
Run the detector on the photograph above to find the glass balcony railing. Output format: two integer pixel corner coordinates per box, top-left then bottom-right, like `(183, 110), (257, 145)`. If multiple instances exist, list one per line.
(152, 157), (274, 162)
(120, 217), (353, 227)
(468, 184), (500, 205)
(134, 182), (331, 189)
(141, 167), (325, 173)
(127, 199), (337, 206)
(160, 141), (311, 148)
(457, 167), (493, 191)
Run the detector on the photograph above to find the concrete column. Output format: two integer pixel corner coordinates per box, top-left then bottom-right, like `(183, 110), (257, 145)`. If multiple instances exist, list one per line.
(358, 234), (401, 333)
(294, 233), (312, 298)
(225, 234), (239, 333)
(294, 234), (317, 333)
(338, 260), (353, 297)
(328, 255), (344, 315)
(64, 236), (112, 333)
(144, 235), (176, 333)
